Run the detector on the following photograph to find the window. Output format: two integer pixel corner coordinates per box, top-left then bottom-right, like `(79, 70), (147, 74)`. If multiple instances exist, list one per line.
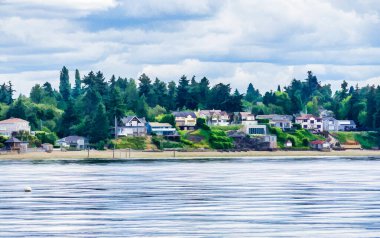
(303, 125), (307, 128)
(303, 119), (307, 122)
(249, 128), (265, 135)
(310, 120), (315, 124)
(317, 125), (321, 128)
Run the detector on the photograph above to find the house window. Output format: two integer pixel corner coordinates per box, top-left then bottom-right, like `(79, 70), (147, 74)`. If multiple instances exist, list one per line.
(317, 119), (321, 122)
(303, 125), (307, 129)
(310, 120), (315, 124)
(317, 125), (321, 128)
(303, 119), (307, 122)
(249, 128), (265, 135)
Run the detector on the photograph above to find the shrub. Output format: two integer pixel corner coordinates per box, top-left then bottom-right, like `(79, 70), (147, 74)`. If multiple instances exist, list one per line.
(196, 118), (210, 130)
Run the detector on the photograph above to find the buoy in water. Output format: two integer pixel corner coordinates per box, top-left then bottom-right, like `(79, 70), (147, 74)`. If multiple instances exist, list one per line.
(24, 186), (32, 192)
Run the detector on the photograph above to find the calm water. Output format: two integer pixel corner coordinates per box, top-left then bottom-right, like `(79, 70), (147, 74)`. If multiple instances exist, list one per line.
(1, 157), (380, 237)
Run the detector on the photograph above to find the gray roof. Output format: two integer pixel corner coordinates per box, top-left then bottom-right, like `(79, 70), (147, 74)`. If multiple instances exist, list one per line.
(172, 111), (196, 118)
(59, 136), (87, 143)
(5, 137), (21, 143)
(121, 116), (146, 125)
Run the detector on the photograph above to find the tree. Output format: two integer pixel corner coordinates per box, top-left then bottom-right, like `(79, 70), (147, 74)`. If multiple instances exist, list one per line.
(198, 77), (210, 108)
(72, 69), (82, 98)
(176, 75), (190, 109)
(7, 96), (28, 119)
(58, 99), (77, 137)
(366, 86), (377, 129)
(89, 103), (109, 143)
(167, 81), (177, 111)
(59, 66), (71, 101)
(30, 84), (44, 104)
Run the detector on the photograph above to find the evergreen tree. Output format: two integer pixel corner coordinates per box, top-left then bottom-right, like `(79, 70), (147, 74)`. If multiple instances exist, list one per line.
(167, 81), (177, 111)
(30, 84), (44, 104)
(89, 102), (109, 143)
(72, 69), (82, 98)
(176, 75), (190, 109)
(198, 77), (210, 107)
(59, 99), (77, 137)
(366, 86), (376, 129)
(7, 97), (27, 119)
(59, 66), (71, 101)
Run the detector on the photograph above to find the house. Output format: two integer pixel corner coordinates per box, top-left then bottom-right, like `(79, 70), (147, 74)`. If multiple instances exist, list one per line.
(4, 137), (28, 152)
(41, 143), (53, 152)
(323, 118), (357, 132)
(295, 114), (323, 132)
(310, 140), (331, 151)
(197, 110), (230, 126)
(57, 136), (89, 150)
(284, 140), (293, 148)
(322, 117), (339, 131)
(257, 135), (277, 150)
(245, 123), (267, 135)
(0, 118), (31, 136)
(256, 114), (293, 130)
(117, 116), (146, 136)
(337, 120), (356, 131)
(147, 122), (177, 136)
(172, 111), (197, 130)
(231, 112), (255, 124)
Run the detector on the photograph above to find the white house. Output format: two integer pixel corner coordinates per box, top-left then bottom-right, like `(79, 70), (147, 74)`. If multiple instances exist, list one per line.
(256, 114), (293, 130)
(172, 111), (197, 130)
(0, 118), (31, 136)
(57, 136), (89, 150)
(117, 116), (147, 137)
(323, 118), (357, 132)
(197, 110), (230, 126)
(147, 122), (177, 136)
(310, 140), (331, 151)
(338, 120), (356, 131)
(296, 114), (323, 132)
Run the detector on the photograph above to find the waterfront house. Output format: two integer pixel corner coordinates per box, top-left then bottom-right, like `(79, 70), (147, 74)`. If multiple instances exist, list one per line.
(337, 120), (356, 131)
(57, 136), (89, 150)
(0, 118), (31, 136)
(117, 116), (147, 136)
(310, 140), (330, 151)
(322, 117), (339, 131)
(257, 135), (277, 150)
(172, 111), (197, 130)
(41, 143), (53, 152)
(284, 140), (293, 148)
(147, 122), (177, 136)
(4, 137), (28, 152)
(256, 114), (293, 130)
(295, 114), (323, 132)
(231, 112), (255, 124)
(197, 110), (230, 126)
(322, 118), (357, 132)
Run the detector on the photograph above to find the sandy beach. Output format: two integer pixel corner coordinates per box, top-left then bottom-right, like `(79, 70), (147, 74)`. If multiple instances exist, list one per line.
(0, 149), (380, 160)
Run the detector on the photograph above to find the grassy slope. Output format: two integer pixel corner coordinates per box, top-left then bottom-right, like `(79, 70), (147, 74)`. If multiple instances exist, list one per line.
(331, 131), (379, 149)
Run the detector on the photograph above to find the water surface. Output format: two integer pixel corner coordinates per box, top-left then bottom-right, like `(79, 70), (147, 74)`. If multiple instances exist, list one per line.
(1, 157), (380, 237)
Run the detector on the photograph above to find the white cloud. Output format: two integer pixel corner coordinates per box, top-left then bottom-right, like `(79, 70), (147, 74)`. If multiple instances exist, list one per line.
(2, 0), (118, 12)
(0, 0), (380, 95)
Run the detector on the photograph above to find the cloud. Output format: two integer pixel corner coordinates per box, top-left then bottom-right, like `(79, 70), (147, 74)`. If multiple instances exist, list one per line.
(0, 0), (380, 96)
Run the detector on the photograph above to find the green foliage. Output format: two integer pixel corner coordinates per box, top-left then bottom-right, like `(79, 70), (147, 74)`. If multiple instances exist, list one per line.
(157, 114), (176, 127)
(196, 117), (210, 130)
(332, 131), (380, 149)
(210, 125), (243, 131)
(35, 131), (58, 144)
(114, 137), (146, 150)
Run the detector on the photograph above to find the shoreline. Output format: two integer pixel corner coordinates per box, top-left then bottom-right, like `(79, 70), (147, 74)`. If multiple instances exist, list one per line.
(0, 149), (380, 160)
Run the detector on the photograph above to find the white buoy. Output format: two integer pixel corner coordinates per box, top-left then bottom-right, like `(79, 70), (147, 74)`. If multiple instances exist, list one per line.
(24, 186), (32, 192)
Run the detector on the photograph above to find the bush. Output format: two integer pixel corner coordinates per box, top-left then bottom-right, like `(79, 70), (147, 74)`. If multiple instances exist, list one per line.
(302, 138), (310, 147)
(196, 118), (210, 130)
(95, 140), (106, 150)
(257, 119), (269, 124)
(293, 123), (302, 130)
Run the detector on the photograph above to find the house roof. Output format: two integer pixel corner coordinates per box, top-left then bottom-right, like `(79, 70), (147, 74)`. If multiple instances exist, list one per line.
(121, 116), (146, 125)
(199, 110), (228, 117)
(338, 120), (356, 126)
(149, 122), (173, 128)
(0, 118), (29, 124)
(59, 136), (87, 143)
(310, 140), (327, 145)
(172, 111), (196, 118)
(296, 114), (321, 120)
(5, 137), (22, 143)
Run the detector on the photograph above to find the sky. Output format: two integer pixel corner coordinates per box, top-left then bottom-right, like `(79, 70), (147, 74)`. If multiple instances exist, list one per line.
(0, 0), (380, 95)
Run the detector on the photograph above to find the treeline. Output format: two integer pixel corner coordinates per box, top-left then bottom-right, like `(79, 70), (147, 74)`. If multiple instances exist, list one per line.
(0, 67), (379, 145)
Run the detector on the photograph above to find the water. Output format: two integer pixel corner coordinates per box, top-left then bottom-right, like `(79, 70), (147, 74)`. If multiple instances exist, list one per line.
(1, 157), (380, 237)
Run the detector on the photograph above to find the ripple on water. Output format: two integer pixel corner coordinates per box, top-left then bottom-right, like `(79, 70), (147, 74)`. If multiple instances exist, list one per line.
(1, 157), (380, 237)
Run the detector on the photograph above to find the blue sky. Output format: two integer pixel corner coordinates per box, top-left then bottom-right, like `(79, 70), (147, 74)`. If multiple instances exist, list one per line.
(0, 0), (380, 95)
